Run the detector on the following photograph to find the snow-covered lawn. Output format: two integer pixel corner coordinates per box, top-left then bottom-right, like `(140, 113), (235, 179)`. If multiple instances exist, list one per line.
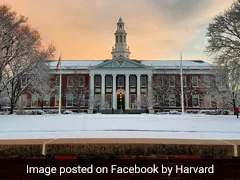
(0, 114), (240, 140)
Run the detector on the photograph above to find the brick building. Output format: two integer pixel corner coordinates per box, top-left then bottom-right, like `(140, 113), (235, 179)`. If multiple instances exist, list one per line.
(20, 18), (215, 113)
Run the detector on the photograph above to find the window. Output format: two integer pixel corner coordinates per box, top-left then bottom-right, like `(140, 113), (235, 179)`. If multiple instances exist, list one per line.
(67, 76), (73, 87)
(66, 94), (73, 107)
(55, 94), (59, 107)
(192, 76), (198, 87)
(130, 76), (136, 87)
(79, 76), (85, 87)
(141, 76), (147, 87)
(56, 76), (60, 87)
(130, 94), (136, 109)
(106, 76), (112, 87)
(169, 94), (176, 107)
(211, 96), (217, 108)
(21, 77), (28, 87)
(157, 94), (163, 105)
(141, 94), (148, 108)
(169, 76), (175, 87)
(183, 76), (186, 87)
(118, 76), (124, 87)
(124, 35), (126, 43)
(95, 75), (101, 87)
(31, 94), (38, 107)
(216, 77), (223, 88)
(43, 95), (50, 107)
(204, 75), (211, 87)
(105, 94), (112, 108)
(192, 94), (199, 107)
(116, 36), (118, 43)
(157, 76), (162, 86)
(120, 35), (122, 43)
(19, 95), (27, 107)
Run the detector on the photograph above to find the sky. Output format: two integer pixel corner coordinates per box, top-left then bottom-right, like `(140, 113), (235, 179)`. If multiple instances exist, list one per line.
(2, 0), (235, 62)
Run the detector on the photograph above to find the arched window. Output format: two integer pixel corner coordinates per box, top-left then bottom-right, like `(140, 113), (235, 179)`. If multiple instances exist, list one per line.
(120, 35), (122, 43)
(116, 36), (118, 43)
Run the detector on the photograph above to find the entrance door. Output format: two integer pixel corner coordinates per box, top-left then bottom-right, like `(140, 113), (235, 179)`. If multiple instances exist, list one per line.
(117, 93), (125, 110)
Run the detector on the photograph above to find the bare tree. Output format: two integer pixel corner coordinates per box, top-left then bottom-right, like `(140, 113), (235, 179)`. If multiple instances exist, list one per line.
(0, 4), (55, 114)
(30, 62), (57, 110)
(2, 44), (55, 114)
(206, 0), (240, 109)
(152, 75), (198, 112)
(206, 67), (239, 110)
(66, 76), (88, 113)
(0, 4), (28, 87)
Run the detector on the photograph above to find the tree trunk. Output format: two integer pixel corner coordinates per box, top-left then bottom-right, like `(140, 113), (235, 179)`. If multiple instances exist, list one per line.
(10, 97), (15, 114)
(233, 98), (236, 110)
(41, 100), (44, 111)
(77, 101), (81, 113)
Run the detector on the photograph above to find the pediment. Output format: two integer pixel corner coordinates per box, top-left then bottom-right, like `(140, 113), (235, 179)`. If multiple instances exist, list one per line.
(89, 57), (152, 70)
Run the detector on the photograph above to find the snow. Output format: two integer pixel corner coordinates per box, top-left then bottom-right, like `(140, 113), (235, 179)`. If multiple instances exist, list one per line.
(0, 114), (239, 140)
(46, 60), (212, 70)
(141, 60), (212, 70)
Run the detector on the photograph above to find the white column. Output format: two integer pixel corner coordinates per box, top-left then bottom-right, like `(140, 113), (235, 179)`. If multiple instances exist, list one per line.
(112, 74), (117, 110)
(90, 74), (94, 109)
(137, 74), (141, 109)
(101, 74), (105, 109)
(148, 74), (153, 109)
(125, 74), (130, 109)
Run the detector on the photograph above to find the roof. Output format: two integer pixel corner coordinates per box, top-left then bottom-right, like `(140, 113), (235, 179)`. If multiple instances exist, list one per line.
(47, 60), (212, 70)
(47, 60), (104, 70)
(141, 60), (212, 70)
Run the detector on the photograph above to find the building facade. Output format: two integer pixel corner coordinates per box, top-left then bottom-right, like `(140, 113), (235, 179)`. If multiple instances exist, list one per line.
(20, 18), (217, 113)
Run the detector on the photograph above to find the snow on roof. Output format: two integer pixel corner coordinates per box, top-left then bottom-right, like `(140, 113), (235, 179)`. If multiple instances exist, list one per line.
(46, 60), (212, 70)
(141, 60), (212, 69)
(47, 60), (103, 70)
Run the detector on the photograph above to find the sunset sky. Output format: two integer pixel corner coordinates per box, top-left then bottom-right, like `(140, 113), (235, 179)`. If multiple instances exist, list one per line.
(3, 0), (234, 61)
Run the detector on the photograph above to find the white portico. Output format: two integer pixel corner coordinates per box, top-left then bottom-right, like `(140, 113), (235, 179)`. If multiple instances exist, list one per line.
(89, 56), (153, 110)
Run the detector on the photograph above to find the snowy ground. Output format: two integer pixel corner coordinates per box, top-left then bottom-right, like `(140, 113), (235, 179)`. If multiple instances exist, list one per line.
(0, 114), (240, 140)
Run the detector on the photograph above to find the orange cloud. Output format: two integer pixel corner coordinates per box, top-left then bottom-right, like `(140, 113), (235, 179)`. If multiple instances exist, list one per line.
(2, 0), (234, 61)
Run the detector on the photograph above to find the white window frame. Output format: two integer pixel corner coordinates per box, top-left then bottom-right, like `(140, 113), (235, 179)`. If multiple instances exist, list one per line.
(43, 95), (50, 107)
(169, 76), (175, 87)
(192, 76), (198, 87)
(192, 94), (200, 107)
(79, 76), (85, 87)
(140, 76), (147, 87)
(55, 94), (59, 107)
(204, 75), (210, 88)
(31, 94), (38, 107)
(157, 76), (162, 86)
(118, 75), (124, 87)
(183, 76), (186, 87)
(56, 76), (60, 87)
(95, 75), (101, 87)
(21, 78), (28, 87)
(19, 94), (27, 107)
(66, 94), (73, 107)
(169, 94), (176, 107)
(216, 77), (223, 88)
(130, 76), (136, 87)
(67, 76), (73, 87)
(106, 76), (112, 87)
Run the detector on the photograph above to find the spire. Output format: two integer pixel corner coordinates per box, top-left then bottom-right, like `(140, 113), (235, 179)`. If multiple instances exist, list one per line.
(111, 17), (130, 59)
